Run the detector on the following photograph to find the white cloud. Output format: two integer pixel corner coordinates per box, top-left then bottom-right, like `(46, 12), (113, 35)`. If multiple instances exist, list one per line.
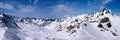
(87, 0), (113, 9)
(0, 2), (37, 13)
(29, 0), (39, 5)
(0, 2), (14, 10)
(44, 4), (83, 17)
(34, 0), (39, 5)
(100, 0), (113, 9)
(51, 5), (75, 14)
(18, 5), (36, 13)
(103, 0), (112, 5)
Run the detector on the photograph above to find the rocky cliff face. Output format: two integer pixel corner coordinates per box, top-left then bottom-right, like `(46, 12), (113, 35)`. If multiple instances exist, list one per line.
(0, 8), (120, 40)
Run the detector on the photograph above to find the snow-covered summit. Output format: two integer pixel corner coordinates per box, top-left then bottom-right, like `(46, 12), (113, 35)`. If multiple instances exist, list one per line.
(0, 8), (120, 40)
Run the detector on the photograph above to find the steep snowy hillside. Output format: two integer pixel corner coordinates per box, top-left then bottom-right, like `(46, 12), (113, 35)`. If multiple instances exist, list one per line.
(0, 8), (120, 40)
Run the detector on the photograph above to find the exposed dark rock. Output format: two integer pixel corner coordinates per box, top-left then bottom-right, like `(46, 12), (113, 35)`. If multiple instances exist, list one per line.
(75, 19), (78, 22)
(102, 8), (111, 14)
(107, 23), (112, 28)
(71, 30), (76, 34)
(100, 17), (109, 23)
(20, 20), (24, 22)
(98, 23), (103, 28)
(56, 25), (62, 31)
(101, 30), (104, 31)
(106, 29), (109, 31)
(45, 19), (55, 21)
(4, 29), (21, 40)
(1, 14), (20, 29)
(74, 23), (80, 29)
(84, 24), (87, 26)
(112, 14), (114, 16)
(67, 25), (74, 31)
(111, 31), (118, 36)
(56, 18), (64, 22)
(101, 13), (104, 16)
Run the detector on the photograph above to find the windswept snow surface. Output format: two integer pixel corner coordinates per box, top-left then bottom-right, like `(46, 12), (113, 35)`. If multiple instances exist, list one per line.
(0, 8), (120, 40)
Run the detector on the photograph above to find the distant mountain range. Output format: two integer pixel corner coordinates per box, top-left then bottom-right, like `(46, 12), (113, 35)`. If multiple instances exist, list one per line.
(0, 8), (120, 40)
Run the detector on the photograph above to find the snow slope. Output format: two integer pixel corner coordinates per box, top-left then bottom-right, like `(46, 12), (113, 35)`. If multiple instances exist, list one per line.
(0, 8), (120, 40)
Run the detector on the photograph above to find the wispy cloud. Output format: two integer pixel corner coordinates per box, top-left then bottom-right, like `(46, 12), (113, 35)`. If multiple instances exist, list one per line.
(34, 0), (39, 5)
(0, 2), (14, 10)
(43, 4), (82, 17)
(103, 0), (112, 5)
(87, 0), (113, 9)
(100, 0), (113, 9)
(18, 5), (36, 13)
(52, 5), (74, 14)
(29, 0), (39, 5)
(0, 2), (37, 14)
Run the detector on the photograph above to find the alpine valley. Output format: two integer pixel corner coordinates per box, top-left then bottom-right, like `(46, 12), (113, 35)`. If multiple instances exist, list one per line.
(0, 8), (120, 40)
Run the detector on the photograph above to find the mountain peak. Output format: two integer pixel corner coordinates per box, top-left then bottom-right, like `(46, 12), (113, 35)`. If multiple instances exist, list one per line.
(0, 12), (4, 18)
(0, 8), (120, 40)
(102, 8), (112, 15)
(93, 8), (114, 17)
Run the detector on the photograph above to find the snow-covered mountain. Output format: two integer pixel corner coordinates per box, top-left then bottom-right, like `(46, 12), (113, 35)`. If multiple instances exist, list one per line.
(0, 8), (120, 40)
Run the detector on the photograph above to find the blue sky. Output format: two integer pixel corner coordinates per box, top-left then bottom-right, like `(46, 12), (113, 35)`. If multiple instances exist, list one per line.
(0, 0), (120, 18)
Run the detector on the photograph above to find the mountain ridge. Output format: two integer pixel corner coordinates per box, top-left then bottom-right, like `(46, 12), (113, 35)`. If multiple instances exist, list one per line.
(0, 8), (120, 40)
